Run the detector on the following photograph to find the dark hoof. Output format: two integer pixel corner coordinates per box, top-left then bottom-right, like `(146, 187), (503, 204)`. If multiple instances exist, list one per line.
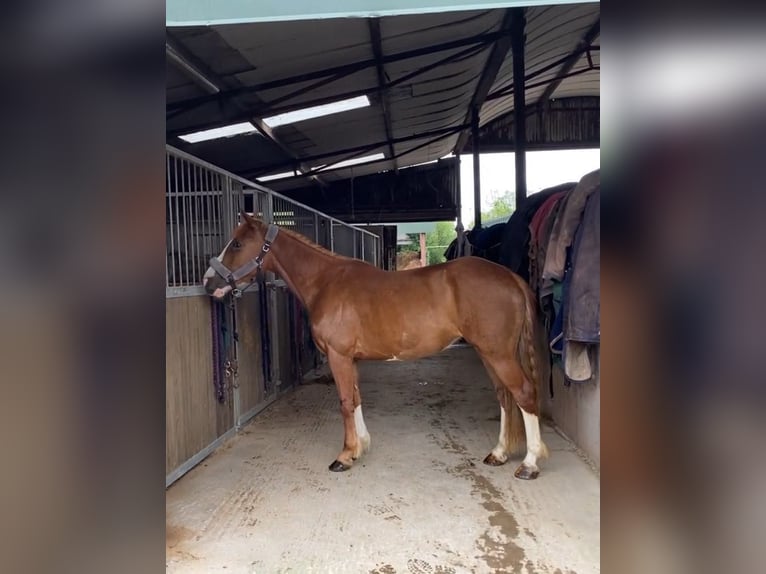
(483, 453), (507, 466)
(328, 460), (351, 472)
(514, 464), (539, 480)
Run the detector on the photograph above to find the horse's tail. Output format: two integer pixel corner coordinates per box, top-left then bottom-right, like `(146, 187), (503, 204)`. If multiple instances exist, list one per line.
(518, 281), (540, 403)
(506, 280), (549, 458)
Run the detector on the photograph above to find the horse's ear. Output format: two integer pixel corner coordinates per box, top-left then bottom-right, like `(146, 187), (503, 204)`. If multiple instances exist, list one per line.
(240, 211), (256, 227)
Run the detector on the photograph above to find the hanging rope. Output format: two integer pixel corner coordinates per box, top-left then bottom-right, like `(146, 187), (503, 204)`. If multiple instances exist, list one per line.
(210, 301), (227, 403)
(210, 297), (239, 404)
(258, 277), (273, 392)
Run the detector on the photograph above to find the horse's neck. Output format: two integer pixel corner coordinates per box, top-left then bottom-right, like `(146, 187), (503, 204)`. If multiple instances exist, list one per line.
(267, 231), (334, 309)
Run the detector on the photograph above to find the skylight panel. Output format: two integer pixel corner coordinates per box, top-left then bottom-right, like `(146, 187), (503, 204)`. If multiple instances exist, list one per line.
(318, 153), (385, 171)
(263, 95), (370, 128)
(179, 122), (258, 143)
(258, 171), (296, 182)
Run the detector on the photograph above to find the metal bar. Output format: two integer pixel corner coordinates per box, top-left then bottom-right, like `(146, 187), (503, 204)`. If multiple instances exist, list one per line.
(166, 285), (210, 298)
(224, 176), (234, 239)
(214, 173), (222, 251)
(181, 159), (191, 285)
(369, 18), (397, 170)
(236, 393), (279, 429)
(207, 168), (215, 261)
(472, 107), (481, 230)
(166, 42), (219, 94)
(172, 156), (182, 286)
(167, 146), (380, 241)
(512, 8), (527, 207)
(166, 154), (175, 287)
(454, 9), (516, 154)
(192, 163), (200, 282)
(537, 18), (599, 107)
(456, 152), (464, 256)
(168, 30), (509, 115)
(166, 426), (238, 487)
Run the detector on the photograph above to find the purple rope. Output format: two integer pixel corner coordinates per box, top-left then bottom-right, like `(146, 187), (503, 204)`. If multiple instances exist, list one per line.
(211, 302), (225, 403)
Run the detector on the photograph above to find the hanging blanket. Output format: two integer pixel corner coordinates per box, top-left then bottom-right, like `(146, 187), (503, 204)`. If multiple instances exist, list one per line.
(561, 187), (600, 383)
(528, 191), (568, 296)
(499, 183), (576, 282)
(542, 170), (600, 291)
(566, 187), (600, 344)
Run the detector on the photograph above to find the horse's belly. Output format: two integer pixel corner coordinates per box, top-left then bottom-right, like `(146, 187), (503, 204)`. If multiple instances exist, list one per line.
(356, 323), (459, 361)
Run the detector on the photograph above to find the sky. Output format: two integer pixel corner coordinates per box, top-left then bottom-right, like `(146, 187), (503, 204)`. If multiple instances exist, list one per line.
(457, 149), (600, 226)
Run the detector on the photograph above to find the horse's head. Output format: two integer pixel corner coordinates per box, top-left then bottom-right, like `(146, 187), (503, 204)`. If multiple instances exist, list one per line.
(203, 211), (277, 299)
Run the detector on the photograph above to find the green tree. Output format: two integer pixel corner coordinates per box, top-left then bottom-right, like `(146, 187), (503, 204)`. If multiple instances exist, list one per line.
(401, 221), (457, 266)
(480, 192), (514, 223)
(425, 221), (457, 265)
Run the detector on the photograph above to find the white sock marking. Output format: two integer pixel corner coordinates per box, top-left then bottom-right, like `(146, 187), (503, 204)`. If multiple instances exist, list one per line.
(520, 409), (543, 468)
(491, 406), (509, 461)
(354, 405), (371, 453)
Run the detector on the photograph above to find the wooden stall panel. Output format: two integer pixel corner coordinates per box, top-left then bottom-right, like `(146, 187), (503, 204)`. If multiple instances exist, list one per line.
(235, 291), (267, 415)
(166, 296), (233, 474)
(276, 289), (296, 390)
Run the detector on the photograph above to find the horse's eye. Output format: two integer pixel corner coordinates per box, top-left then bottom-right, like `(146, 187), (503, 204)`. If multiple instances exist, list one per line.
(231, 239), (241, 250)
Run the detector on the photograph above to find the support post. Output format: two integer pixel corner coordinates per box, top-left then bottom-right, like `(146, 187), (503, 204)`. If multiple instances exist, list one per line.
(419, 233), (427, 267)
(511, 9), (527, 208)
(472, 106), (481, 230)
(456, 153), (465, 257)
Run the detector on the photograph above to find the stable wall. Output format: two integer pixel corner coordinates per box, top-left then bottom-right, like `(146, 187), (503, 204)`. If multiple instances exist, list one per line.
(166, 296), (234, 475)
(542, 361), (600, 468)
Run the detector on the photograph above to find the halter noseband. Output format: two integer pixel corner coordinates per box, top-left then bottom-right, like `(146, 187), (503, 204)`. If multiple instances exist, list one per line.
(208, 224), (280, 298)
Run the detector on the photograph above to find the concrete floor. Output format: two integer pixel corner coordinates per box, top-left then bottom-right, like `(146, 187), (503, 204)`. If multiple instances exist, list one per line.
(166, 347), (599, 574)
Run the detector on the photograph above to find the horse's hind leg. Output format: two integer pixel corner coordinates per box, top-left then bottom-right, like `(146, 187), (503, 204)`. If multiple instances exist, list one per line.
(483, 356), (548, 479)
(353, 379), (371, 454)
(479, 358), (525, 466)
(326, 348), (368, 472)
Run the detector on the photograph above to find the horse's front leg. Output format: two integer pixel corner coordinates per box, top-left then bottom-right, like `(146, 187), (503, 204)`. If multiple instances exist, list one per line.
(326, 348), (366, 471)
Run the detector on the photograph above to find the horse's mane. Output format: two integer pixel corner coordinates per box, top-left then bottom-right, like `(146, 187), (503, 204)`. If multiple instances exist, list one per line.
(250, 216), (344, 259)
(278, 225), (343, 259)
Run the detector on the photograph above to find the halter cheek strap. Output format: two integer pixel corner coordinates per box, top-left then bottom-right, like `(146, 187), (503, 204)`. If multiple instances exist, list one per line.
(208, 224), (280, 298)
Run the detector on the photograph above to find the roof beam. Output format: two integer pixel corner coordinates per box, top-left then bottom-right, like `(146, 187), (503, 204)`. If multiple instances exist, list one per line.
(168, 40), (486, 138)
(537, 17), (600, 107)
(368, 19), (397, 171)
(167, 29), (507, 117)
(257, 125), (466, 183)
(166, 34), (326, 187)
(245, 123), (469, 178)
(453, 9), (517, 154)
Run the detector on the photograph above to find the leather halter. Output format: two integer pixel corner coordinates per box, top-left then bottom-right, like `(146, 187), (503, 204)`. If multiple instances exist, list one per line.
(208, 224), (279, 298)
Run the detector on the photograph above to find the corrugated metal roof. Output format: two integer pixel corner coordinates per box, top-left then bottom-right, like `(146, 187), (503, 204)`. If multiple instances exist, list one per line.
(166, 4), (599, 189)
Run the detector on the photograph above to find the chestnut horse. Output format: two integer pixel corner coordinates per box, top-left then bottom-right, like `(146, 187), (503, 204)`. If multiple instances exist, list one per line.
(204, 213), (548, 479)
